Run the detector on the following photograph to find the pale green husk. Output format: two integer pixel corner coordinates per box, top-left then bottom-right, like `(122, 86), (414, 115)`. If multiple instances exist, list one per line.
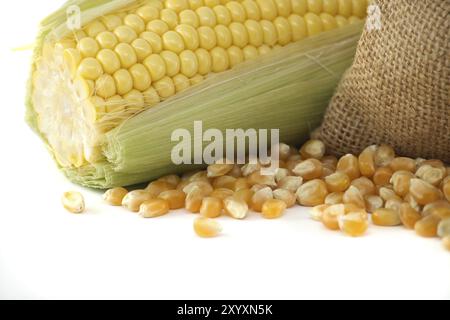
(26, 0), (364, 189)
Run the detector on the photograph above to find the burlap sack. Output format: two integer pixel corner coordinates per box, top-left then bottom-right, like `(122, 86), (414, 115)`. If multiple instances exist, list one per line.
(319, 0), (450, 162)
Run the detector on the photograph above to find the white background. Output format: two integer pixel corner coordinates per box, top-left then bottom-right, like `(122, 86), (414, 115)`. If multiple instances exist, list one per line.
(0, 1), (448, 300)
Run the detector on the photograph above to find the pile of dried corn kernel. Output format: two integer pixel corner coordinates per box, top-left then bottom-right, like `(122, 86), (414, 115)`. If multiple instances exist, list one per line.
(64, 139), (450, 249)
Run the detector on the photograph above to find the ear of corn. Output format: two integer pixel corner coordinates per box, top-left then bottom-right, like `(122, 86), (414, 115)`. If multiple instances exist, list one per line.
(26, 0), (367, 188)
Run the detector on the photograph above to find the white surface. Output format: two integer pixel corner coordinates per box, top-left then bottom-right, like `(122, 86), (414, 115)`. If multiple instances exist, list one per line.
(0, 1), (449, 300)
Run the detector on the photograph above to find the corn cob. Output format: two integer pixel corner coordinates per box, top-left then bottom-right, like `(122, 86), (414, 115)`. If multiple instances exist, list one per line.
(27, 0), (367, 188)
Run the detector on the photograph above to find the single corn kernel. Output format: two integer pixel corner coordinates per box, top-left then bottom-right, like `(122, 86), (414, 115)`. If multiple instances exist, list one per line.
(374, 144), (395, 167)
(122, 190), (152, 212)
(207, 161), (234, 177)
(404, 193), (421, 212)
(299, 139), (326, 160)
(212, 175), (237, 190)
(185, 187), (207, 213)
(372, 208), (402, 226)
(415, 215), (441, 237)
(247, 170), (277, 188)
(211, 188), (235, 200)
(310, 204), (330, 221)
(241, 162), (261, 176)
(146, 180), (175, 197)
(389, 157), (416, 173)
(158, 174), (181, 187)
(442, 236), (450, 251)
(385, 198), (403, 214)
(437, 218), (450, 238)
(337, 154), (360, 180)
(275, 168), (290, 183)
(194, 217), (222, 238)
(224, 197), (249, 219)
(251, 187), (274, 212)
(325, 192), (344, 205)
(351, 176), (376, 196)
(277, 176), (303, 193)
(273, 188), (296, 208)
(322, 204), (346, 230)
(399, 202), (422, 229)
(296, 179), (328, 207)
(338, 211), (369, 237)
(373, 166), (394, 186)
(234, 188), (254, 205)
(103, 187), (128, 206)
(233, 177), (249, 191)
(228, 165), (243, 178)
(409, 178), (442, 205)
(158, 190), (186, 209)
(416, 164), (446, 186)
(292, 159), (323, 180)
(390, 170), (414, 197)
(183, 180), (214, 195)
(343, 185), (365, 209)
(200, 197), (223, 218)
(139, 199), (170, 218)
(187, 170), (209, 182)
(358, 145), (377, 177)
(62, 191), (85, 214)
(261, 199), (287, 219)
(378, 186), (402, 202)
(422, 200), (450, 219)
(324, 171), (350, 193)
(277, 143), (292, 161)
(418, 159), (445, 169)
(364, 195), (383, 213)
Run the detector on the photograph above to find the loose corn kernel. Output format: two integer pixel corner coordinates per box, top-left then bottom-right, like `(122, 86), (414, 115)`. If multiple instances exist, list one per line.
(389, 157), (416, 173)
(261, 199), (287, 219)
(325, 192), (344, 205)
(251, 187), (274, 212)
(338, 211), (369, 237)
(373, 166), (393, 186)
(158, 190), (186, 209)
(299, 139), (326, 160)
(224, 196), (249, 219)
(273, 188), (296, 208)
(207, 162), (234, 177)
(183, 180), (214, 195)
(437, 218), (450, 238)
(442, 236), (450, 251)
(310, 204), (330, 221)
(351, 176), (376, 196)
(139, 199), (170, 218)
(200, 197), (223, 218)
(409, 178), (442, 206)
(324, 171), (350, 193)
(404, 193), (421, 212)
(390, 170), (414, 197)
(399, 203), (422, 229)
(343, 185), (365, 209)
(251, 184), (266, 193)
(241, 162), (261, 177)
(292, 159), (323, 180)
(234, 188), (254, 205)
(385, 198), (403, 214)
(234, 177), (249, 191)
(374, 144), (395, 168)
(296, 179), (328, 207)
(275, 168), (290, 183)
(422, 200), (450, 219)
(158, 174), (181, 187)
(211, 188), (234, 200)
(212, 175), (237, 190)
(185, 187), (207, 213)
(247, 171), (277, 188)
(194, 217), (222, 238)
(416, 164), (446, 187)
(358, 145), (377, 177)
(337, 154), (360, 180)
(372, 208), (402, 226)
(62, 191), (85, 214)
(322, 204), (345, 230)
(277, 176), (303, 193)
(146, 180), (175, 197)
(415, 215), (441, 238)
(364, 195), (383, 213)
(122, 190), (152, 212)
(103, 187), (128, 206)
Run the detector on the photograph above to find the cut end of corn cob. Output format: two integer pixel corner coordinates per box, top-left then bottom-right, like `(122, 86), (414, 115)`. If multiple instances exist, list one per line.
(27, 0), (367, 188)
